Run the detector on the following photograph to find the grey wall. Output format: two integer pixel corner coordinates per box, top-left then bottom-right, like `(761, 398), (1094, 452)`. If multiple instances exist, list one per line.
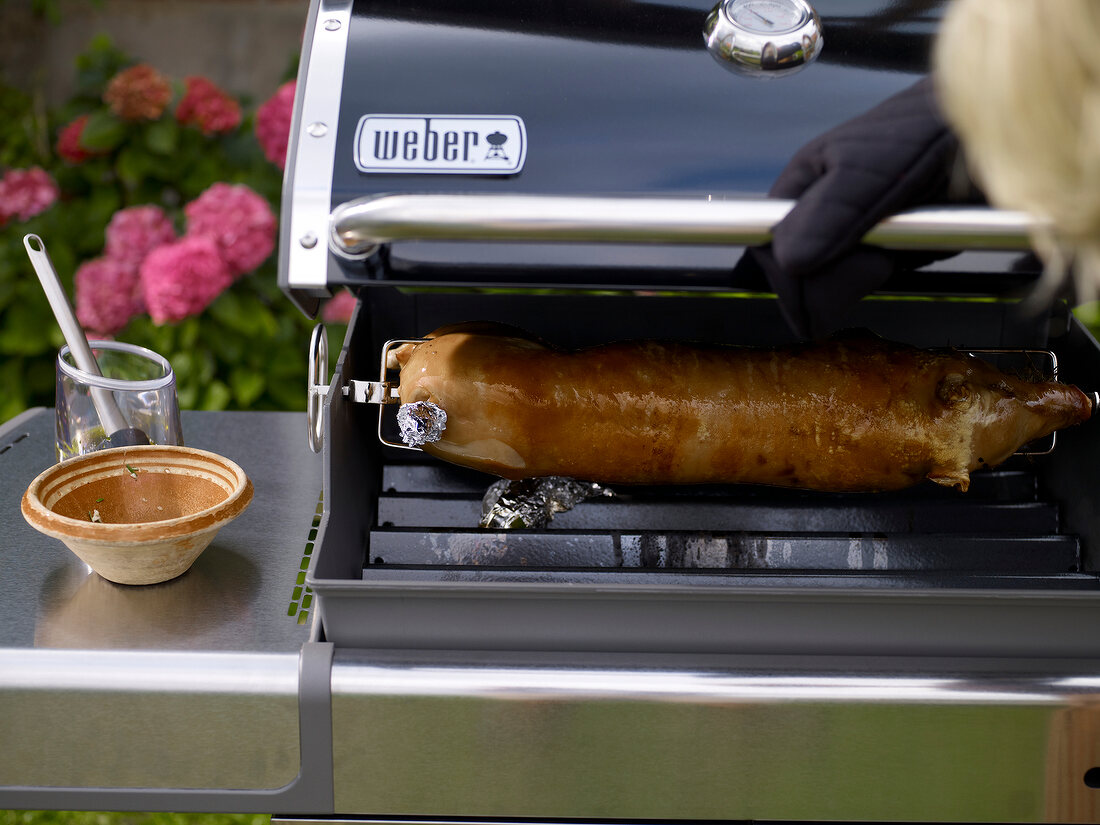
(1, 0), (307, 105)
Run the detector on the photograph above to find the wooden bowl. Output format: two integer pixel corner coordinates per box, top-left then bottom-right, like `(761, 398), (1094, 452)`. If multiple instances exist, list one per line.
(22, 445), (253, 585)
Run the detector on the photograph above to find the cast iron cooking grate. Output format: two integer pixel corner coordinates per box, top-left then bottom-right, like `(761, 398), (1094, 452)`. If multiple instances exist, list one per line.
(366, 455), (1095, 587)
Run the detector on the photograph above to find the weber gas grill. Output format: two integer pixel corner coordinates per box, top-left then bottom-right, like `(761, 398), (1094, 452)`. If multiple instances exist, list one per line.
(273, 0), (1100, 819)
(5, 0), (1100, 822)
(279, 0), (1100, 820)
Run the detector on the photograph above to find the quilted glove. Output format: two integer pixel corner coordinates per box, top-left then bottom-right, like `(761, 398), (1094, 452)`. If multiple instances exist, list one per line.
(734, 77), (980, 339)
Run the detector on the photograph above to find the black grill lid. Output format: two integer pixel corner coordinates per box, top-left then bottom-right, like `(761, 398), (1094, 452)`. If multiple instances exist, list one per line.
(279, 0), (1040, 312)
(332, 1), (936, 202)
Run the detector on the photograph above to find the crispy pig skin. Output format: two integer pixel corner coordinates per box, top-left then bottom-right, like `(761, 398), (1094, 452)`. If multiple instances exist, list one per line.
(392, 323), (1093, 492)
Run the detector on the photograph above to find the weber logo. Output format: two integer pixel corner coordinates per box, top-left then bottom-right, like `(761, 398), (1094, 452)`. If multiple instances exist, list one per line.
(355, 114), (526, 175)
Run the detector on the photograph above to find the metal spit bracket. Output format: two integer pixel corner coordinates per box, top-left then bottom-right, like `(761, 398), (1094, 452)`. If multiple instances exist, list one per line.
(307, 328), (432, 454)
(968, 347), (1060, 456)
(342, 337), (430, 452)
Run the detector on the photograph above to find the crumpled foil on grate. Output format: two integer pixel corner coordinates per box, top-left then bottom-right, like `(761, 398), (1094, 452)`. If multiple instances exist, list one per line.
(480, 476), (614, 529)
(396, 401), (447, 447)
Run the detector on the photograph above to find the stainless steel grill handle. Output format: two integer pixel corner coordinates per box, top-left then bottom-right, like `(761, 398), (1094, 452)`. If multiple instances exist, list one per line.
(307, 323), (328, 453)
(330, 193), (1042, 257)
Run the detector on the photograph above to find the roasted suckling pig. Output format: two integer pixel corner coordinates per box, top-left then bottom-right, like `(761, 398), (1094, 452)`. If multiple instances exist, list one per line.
(391, 323), (1092, 492)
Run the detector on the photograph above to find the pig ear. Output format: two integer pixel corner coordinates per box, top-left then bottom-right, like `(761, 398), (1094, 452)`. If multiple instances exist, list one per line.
(388, 342), (418, 369)
(936, 374), (975, 410)
(927, 468), (971, 493)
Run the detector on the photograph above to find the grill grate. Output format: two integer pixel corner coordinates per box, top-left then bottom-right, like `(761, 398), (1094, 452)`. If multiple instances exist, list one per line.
(367, 458), (1084, 580)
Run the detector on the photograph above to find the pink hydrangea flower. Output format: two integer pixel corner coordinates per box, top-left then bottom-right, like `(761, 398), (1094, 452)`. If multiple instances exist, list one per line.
(255, 80), (295, 170)
(56, 115), (104, 164)
(74, 257), (144, 336)
(104, 64), (172, 121)
(321, 290), (357, 323)
(184, 182), (277, 277)
(0, 167), (59, 225)
(105, 205), (177, 268)
(176, 76), (241, 135)
(140, 235), (233, 324)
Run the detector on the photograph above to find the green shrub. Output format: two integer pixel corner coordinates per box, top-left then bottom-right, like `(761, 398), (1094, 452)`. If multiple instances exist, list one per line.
(0, 36), (344, 425)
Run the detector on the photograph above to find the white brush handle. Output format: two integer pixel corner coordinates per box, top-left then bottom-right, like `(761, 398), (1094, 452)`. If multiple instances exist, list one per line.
(24, 234), (130, 436)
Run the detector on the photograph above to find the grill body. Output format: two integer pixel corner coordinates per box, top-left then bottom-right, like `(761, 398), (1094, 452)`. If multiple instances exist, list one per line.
(307, 292), (1100, 821)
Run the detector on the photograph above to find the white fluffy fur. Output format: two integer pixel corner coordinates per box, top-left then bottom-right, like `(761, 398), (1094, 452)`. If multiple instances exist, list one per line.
(934, 0), (1100, 303)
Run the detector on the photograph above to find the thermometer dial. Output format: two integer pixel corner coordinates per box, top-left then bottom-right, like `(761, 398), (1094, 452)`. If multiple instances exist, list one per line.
(726, 0), (808, 34)
(704, 0), (823, 78)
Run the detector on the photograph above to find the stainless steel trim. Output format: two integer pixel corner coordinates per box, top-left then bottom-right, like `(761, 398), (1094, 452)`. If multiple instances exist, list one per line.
(329, 653), (1100, 820)
(331, 660), (1064, 705)
(284, 0), (352, 293)
(330, 193), (1040, 256)
(0, 649), (300, 694)
(0, 649), (301, 790)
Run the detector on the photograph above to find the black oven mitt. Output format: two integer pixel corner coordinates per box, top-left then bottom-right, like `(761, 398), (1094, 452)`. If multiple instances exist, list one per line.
(733, 77), (981, 339)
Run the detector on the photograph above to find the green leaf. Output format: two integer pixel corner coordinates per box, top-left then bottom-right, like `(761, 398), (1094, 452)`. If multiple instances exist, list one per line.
(169, 350), (195, 385)
(177, 317), (201, 350)
(31, 0), (63, 25)
(207, 289), (247, 331)
(0, 277), (14, 313)
(82, 186), (122, 239)
(79, 109), (127, 152)
(265, 376), (306, 411)
(0, 359), (28, 423)
(222, 331), (250, 365)
(209, 288), (279, 339)
(176, 383), (199, 410)
(116, 145), (149, 188)
(73, 37), (133, 104)
(200, 380), (231, 411)
(230, 367), (265, 408)
(0, 301), (56, 355)
(145, 117), (179, 156)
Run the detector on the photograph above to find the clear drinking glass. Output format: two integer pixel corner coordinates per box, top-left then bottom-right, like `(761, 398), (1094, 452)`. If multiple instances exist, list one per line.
(55, 340), (183, 461)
